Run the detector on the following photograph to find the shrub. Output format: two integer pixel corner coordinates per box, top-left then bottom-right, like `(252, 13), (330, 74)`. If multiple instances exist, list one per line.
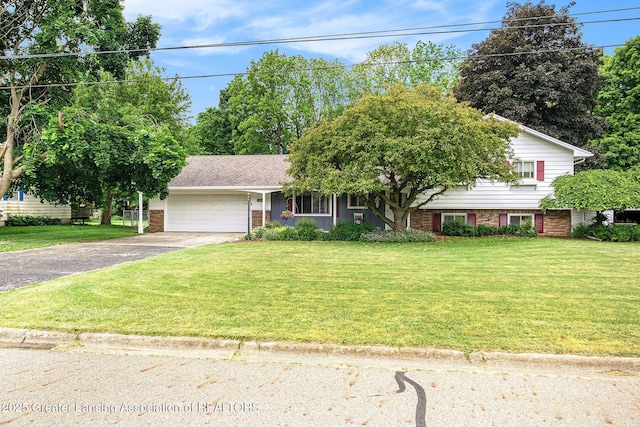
(611, 225), (633, 242)
(441, 220), (537, 238)
(441, 220), (476, 236)
(295, 218), (320, 241)
(571, 223), (640, 242)
(360, 229), (436, 243)
(262, 226), (298, 241)
(475, 224), (498, 236)
(6, 215), (61, 226)
(326, 221), (373, 241)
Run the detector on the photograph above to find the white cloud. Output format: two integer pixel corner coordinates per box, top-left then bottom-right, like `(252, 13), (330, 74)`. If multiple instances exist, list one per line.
(122, 0), (247, 27)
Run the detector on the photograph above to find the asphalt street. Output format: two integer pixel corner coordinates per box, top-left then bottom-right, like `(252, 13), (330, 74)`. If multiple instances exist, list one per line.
(1, 345), (638, 427)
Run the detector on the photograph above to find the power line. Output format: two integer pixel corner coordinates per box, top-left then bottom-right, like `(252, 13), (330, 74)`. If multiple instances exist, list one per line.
(1, 43), (630, 91)
(1, 7), (639, 61)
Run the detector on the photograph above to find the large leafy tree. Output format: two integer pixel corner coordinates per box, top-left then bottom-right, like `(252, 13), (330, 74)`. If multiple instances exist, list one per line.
(541, 169), (640, 212)
(186, 88), (236, 155)
(227, 51), (314, 154)
(287, 84), (520, 231)
(592, 36), (640, 171)
(454, 1), (604, 151)
(350, 41), (461, 96)
(0, 0), (160, 200)
(23, 61), (188, 224)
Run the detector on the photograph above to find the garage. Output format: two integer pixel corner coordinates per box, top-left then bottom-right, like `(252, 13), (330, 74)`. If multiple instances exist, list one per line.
(165, 193), (248, 232)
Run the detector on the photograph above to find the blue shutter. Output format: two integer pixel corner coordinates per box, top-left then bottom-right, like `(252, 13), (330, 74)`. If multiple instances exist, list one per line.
(18, 189), (24, 201)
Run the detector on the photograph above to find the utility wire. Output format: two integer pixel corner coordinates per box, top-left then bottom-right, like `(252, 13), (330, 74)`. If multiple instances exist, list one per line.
(2, 43), (632, 91)
(1, 7), (639, 60)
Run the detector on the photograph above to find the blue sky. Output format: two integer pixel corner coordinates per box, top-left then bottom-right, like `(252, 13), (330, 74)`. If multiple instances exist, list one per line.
(121, 1), (640, 119)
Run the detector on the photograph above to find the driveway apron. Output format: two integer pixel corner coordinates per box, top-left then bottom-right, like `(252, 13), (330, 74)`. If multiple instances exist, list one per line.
(0, 233), (243, 292)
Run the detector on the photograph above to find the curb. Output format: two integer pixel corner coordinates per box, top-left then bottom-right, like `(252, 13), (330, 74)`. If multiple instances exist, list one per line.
(1, 328), (638, 373)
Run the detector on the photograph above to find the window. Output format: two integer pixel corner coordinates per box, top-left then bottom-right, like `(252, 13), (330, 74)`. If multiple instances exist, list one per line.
(509, 214), (534, 227)
(347, 194), (367, 209)
(2, 189), (23, 202)
(513, 161), (535, 179)
(442, 213), (467, 224)
(295, 192), (331, 215)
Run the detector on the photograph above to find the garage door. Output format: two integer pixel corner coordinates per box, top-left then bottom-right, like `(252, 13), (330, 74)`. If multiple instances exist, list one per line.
(165, 194), (248, 232)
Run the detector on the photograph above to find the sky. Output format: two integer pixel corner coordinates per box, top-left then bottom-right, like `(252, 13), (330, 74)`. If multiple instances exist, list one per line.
(121, 0), (640, 120)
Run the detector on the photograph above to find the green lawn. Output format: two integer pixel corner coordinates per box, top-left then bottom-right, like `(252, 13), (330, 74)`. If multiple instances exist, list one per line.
(0, 225), (137, 252)
(0, 238), (638, 356)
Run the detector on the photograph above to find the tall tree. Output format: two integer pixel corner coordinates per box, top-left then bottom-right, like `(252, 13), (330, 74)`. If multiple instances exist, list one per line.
(454, 1), (604, 151)
(23, 61), (188, 224)
(591, 36), (640, 171)
(350, 41), (461, 96)
(186, 88), (235, 155)
(0, 0), (160, 200)
(287, 84), (519, 231)
(227, 51), (314, 154)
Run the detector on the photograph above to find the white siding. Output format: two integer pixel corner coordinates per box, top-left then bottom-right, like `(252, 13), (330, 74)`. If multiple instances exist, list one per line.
(148, 198), (165, 210)
(571, 209), (598, 228)
(0, 194), (71, 221)
(416, 132), (575, 210)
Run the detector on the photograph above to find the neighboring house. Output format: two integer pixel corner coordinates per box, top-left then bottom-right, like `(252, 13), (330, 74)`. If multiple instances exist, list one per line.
(0, 189), (72, 224)
(148, 116), (595, 237)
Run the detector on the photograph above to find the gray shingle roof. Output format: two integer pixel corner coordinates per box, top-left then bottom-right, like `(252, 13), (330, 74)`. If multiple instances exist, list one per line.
(169, 155), (292, 188)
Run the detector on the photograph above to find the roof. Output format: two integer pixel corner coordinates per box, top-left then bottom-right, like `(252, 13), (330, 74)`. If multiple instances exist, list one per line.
(168, 155), (291, 189)
(487, 114), (594, 159)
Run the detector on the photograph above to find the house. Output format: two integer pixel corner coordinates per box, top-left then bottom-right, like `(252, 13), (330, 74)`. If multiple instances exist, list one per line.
(148, 116), (595, 237)
(148, 154), (386, 233)
(409, 115), (596, 236)
(0, 189), (72, 224)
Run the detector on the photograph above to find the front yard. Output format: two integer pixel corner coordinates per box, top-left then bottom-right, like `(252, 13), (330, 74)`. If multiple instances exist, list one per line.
(0, 225), (137, 252)
(0, 238), (638, 356)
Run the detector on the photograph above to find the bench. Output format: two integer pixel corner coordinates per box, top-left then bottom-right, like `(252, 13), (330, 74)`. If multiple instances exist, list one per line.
(71, 207), (93, 224)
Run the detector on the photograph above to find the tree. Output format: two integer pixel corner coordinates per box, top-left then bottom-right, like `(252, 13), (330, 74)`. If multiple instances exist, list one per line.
(350, 41), (461, 96)
(540, 169), (640, 212)
(1, 1), (160, 200)
(227, 51), (314, 154)
(454, 1), (604, 151)
(592, 36), (640, 171)
(287, 84), (520, 231)
(186, 88), (236, 155)
(23, 62), (188, 224)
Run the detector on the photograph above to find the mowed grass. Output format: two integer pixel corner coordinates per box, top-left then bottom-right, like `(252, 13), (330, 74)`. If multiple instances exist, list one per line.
(0, 225), (137, 252)
(0, 238), (638, 356)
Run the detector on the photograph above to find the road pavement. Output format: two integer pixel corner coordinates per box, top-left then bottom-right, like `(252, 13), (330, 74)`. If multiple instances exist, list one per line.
(0, 335), (638, 427)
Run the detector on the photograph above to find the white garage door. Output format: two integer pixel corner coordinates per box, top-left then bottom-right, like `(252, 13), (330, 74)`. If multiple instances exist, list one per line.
(166, 194), (248, 232)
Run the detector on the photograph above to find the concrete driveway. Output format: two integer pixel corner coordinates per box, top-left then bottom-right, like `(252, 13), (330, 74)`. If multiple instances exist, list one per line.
(0, 232), (243, 292)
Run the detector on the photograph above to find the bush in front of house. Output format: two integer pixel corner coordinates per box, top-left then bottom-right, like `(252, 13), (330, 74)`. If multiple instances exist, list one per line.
(6, 215), (61, 226)
(572, 223), (640, 242)
(261, 225), (297, 241)
(441, 220), (537, 237)
(324, 221), (374, 241)
(294, 218), (321, 241)
(360, 229), (436, 243)
(441, 220), (476, 237)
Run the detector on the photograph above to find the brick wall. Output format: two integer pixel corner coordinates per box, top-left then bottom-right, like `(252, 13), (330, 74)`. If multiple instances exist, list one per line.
(252, 210), (271, 228)
(410, 209), (572, 237)
(542, 210), (572, 237)
(149, 210), (164, 233)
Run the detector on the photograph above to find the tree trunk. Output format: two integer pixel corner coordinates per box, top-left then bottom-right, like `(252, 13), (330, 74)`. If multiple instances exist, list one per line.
(101, 193), (114, 225)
